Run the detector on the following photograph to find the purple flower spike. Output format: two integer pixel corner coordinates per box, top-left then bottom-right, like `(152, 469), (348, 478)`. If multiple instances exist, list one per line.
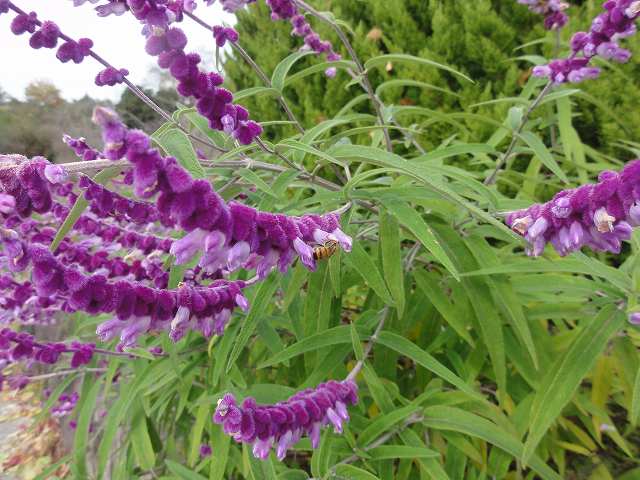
(199, 444), (212, 457)
(517, 0), (569, 30)
(506, 160), (640, 256)
(533, 0), (640, 84)
(213, 25), (239, 47)
(213, 380), (358, 461)
(629, 312), (640, 325)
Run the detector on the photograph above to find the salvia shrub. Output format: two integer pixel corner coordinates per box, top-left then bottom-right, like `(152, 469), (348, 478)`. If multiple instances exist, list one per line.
(0, 0), (639, 478)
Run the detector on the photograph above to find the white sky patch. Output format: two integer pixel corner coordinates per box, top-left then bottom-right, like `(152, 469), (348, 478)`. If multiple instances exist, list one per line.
(0, 2), (236, 101)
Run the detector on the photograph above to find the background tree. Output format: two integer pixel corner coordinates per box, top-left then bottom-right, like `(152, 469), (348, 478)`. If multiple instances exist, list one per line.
(224, 0), (640, 155)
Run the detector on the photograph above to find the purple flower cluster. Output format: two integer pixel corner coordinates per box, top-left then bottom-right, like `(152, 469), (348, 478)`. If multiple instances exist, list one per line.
(506, 160), (640, 256)
(52, 204), (174, 254)
(266, 0), (342, 76)
(51, 391), (79, 417)
(533, 0), (640, 83)
(79, 176), (172, 226)
(213, 25), (239, 47)
(63, 135), (101, 161)
(111, 2), (263, 145)
(518, 0), (570, 30)
(93, 107), (352, 277)
(0, 328), (95, 390)
(214, 380), (358, 460)
(0, 154), (53, 219)
(17, 245), (249, 347)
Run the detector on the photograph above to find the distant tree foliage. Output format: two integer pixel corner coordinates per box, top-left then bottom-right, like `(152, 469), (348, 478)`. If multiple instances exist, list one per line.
(224, 0), (640, 154)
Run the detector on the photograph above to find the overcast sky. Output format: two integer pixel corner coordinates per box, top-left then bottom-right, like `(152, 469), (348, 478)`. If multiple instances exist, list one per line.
(0, 2), (236, 101)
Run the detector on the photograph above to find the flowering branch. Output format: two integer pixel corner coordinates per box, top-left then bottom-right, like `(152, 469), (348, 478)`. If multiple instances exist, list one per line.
(183, 10), (305, 134)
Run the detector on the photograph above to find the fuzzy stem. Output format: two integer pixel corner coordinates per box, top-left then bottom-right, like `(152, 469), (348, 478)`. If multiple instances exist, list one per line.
(484, 81), (553, 185)
(346, 307), (389, 381)
(24, 368), (107, 381)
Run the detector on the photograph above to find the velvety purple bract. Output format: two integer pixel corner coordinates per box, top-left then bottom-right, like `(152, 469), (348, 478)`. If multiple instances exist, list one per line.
(506, 160), (640, 256)
(213, 380), (358, 460)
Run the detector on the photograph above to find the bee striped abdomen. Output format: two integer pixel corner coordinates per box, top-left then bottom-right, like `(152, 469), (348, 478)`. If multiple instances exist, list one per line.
(313, 240), (339, 261)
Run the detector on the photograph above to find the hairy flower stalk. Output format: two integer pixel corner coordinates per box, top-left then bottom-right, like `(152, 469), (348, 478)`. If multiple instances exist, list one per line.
(214, 380), (358, 460)
(533, 0), (640, 83)
(506, 160), (640, 256)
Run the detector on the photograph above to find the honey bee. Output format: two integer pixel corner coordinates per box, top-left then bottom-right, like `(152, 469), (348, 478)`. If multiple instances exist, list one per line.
(313, 240), (339, 261)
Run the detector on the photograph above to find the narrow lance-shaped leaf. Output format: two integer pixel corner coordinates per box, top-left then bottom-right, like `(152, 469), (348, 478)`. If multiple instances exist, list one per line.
(226, 273), (279, 372)
(522, 306), (625, 465)
(383, 199), (459, 280)
(380, 210), (405, 317)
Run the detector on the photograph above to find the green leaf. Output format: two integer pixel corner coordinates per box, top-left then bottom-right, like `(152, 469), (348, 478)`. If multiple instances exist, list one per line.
(131, 406), (156, 470)
(465, 235), (538, 368)
(227, 274), (279, 372)
(50, 166), (122, 252)
(350, 322), (365, 361)
(189, 403), (210, 467)
(209, 424), (230, 480)
(380, 210), (405, 316)
(153, 127), (205, 179)
(413, 270), (473, 346)
(632, 367), (640, 426)
(344, 242), (394, 305)
(423, 406), (562, 480)
(73, 377), (103, 477)
(285, 59), (357, 86)
(259, 325), (366, 368)
(518, 131), (569, 184)
(272, 51), (314, 91)
(237, 168), (277, 198)
(277, 138), (346, 167)
(376, 79), (460, 98)
(331, 144), (518, 240)
(522, 306), (625, 464)
(234, 86), (280, 101)
(413, 143), (496, 164)
(368, 445), (440, 460)
(303, 262), (333, 336)
(364, 54), (473, 83)
(359, 404), (421, 446)
(166, 459), (208, 480)
(125, 347), (157, 361)
(383, 199), (459, 280)
(377, 332), (482, 400)
(334, 465), (380, 480)
(244, 444), (278, 480)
